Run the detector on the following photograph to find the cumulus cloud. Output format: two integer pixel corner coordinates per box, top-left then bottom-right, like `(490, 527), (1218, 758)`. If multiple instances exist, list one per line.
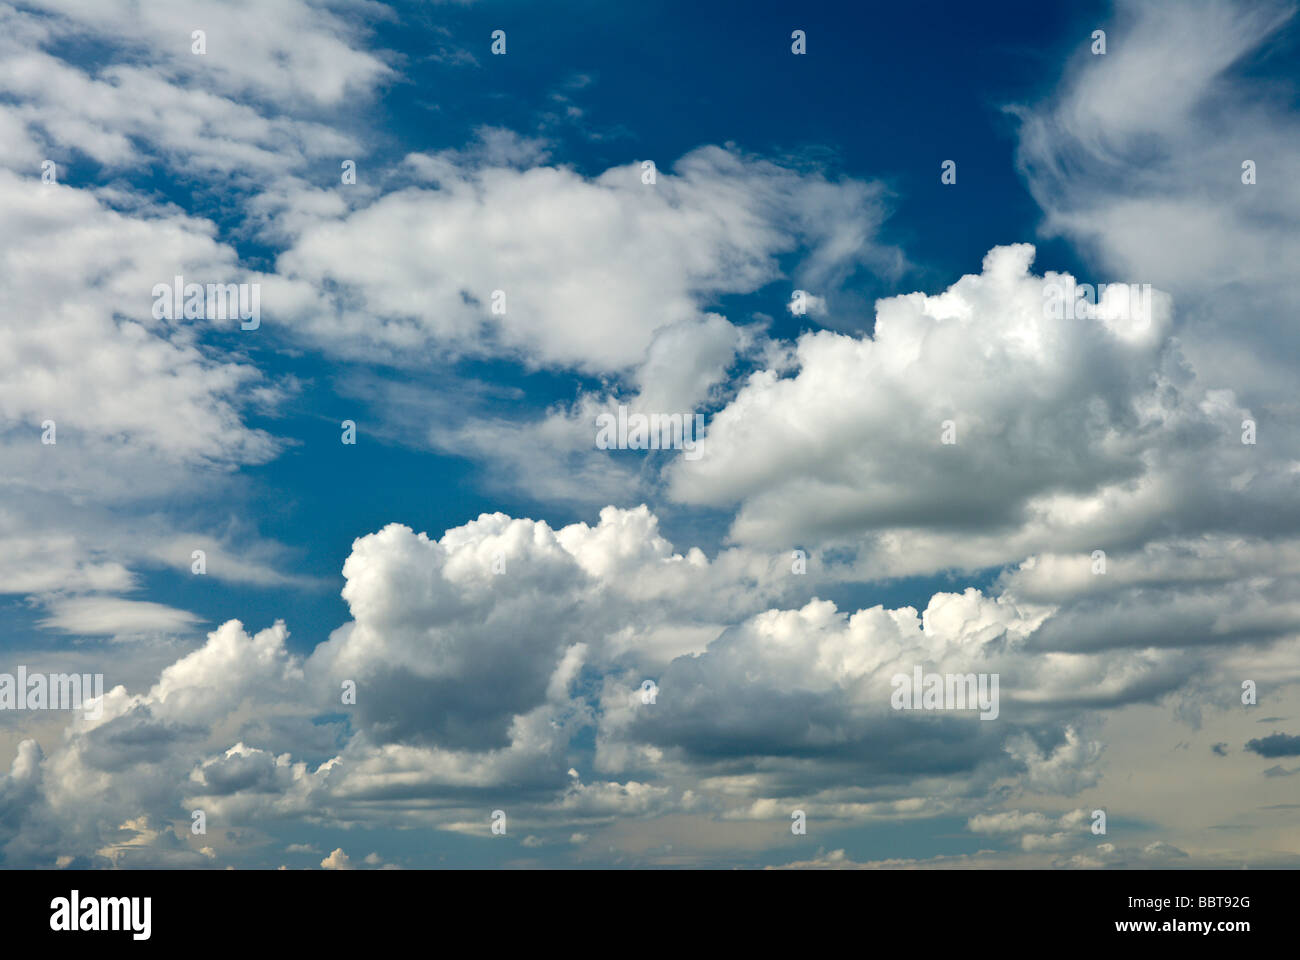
(2, 0), (1298, 872)
(320, 848), (353, 870)
(669, 243), (1271, 568)
(4, 500), (1262, 866)
(274, 144), (897, 372)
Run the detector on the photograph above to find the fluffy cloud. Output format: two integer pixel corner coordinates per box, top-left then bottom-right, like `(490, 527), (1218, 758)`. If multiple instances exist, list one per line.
(0, 158), (306, 624)
(668, 244), (1296, 601)
(0, 0), (364, 620)
(17, 0), (393, 109)
(274, 142), (897, 372)
(2, 0), (1298, 872)
(9, 501), (1275, 866)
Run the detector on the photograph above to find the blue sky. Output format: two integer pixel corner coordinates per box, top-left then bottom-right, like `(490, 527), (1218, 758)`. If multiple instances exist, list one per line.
(1, 0), (1299, 870)
(161, 0), (1102, 647)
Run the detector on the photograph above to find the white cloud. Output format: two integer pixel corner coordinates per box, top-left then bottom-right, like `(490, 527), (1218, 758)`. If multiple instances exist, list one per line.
(1, 0), (1297, 871)
(19, 0), (393, 109)
(667, 244), (1294, 583)
(274, 145), (898, 373)
(0, 498), (1294, 866)
(320, 847), (353, 870)
(0, 163), (302, 612)
(1013, 0), (1300, 402)
(37, 597), (202, 637)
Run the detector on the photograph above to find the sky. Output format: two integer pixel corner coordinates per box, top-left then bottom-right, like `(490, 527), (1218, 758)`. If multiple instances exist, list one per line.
(0, 0), (1298, 869)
